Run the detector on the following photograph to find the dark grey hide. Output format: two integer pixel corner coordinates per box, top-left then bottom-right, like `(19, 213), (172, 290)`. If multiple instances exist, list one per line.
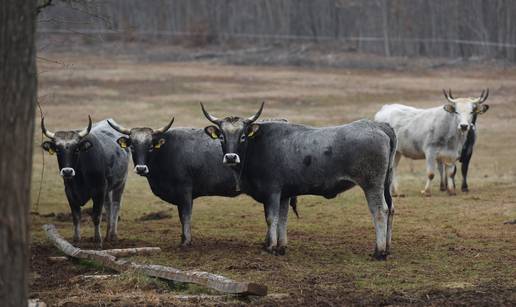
(108, 119), (297, 247)
(202, 104), (397, 259)
(41, 118), (130, 247)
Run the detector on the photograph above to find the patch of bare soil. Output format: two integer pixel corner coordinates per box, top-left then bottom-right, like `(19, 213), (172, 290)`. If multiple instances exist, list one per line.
(137, 210), (173, 221)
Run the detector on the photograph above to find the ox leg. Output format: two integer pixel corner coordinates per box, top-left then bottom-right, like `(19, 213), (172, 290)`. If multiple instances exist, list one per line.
(384, 180), (395, 255)
(103, 192), (113, 241)
(107, 183), (125, 242)
(177, 195), (193, 247)
(65, 190), (81, 242)
(392, 152), (402, 196)
(461, 156), (471, 192)
(421, 155), (436, 197)
(446, 163), (457, 196)
(91, 192), (105, 249)
(263, 193), (281, 254)
(365, 187), (389, 260)
(438, 161), (447, 192)
(276, 197), (290, 256)
(68, 203), (81, 242)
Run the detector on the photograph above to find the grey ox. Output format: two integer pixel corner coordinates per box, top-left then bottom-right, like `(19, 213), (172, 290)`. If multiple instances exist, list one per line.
(201, 103), (397, 259)
(41, 117), (130, 247)
(374, 89), (489, 196)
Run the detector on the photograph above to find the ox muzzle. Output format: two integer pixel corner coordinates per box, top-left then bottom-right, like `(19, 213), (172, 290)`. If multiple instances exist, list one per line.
(459, 123), (470, 132)
(60, 167), (76, 178)
(134, 164), (149, 176)
(223, 153), (240, 166)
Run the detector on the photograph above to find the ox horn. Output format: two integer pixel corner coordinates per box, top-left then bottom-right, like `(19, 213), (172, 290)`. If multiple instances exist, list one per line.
(443, 89), (457, 104)
(478, 88), (489, 104)
(107, 119), (131, 135)
(154, 117), (175, 134)
(78, 115), (92, 138)
(41, 117), (55, 139)
(246, 101), (265, 123)
(200, 102), (221, 125)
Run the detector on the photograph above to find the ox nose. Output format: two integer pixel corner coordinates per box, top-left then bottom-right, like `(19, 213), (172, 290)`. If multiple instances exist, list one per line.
(459, 124), (469, 132)
(60, 167), (76, 178)
(223, 153), (241, 165)
(134, 165), (149, 176)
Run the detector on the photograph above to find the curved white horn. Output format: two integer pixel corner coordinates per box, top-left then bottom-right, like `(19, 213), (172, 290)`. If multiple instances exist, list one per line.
(200, 102), (220, 125)
(78, 115), (92, 138)
(107, 119), (131, 135)
(154, 117), (174, 134)
(478, 88), (489, 104)
(443, 89), (457, 104)
(246, 102), (265, 123)
(41, 117), (55, 139)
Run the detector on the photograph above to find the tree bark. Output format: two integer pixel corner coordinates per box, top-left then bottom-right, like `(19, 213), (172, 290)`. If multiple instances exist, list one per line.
(0, 0), (37, 306)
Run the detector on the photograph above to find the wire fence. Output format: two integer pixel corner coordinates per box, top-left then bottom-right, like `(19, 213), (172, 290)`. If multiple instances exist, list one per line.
(37, 0), (516, 61)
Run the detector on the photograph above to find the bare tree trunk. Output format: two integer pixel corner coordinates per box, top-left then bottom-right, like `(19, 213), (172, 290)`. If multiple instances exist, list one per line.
(0, 0), (37, 306)
(379, 0), (390, 57)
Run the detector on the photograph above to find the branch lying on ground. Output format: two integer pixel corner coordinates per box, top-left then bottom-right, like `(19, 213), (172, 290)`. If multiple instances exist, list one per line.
(43, 224), (267, 296)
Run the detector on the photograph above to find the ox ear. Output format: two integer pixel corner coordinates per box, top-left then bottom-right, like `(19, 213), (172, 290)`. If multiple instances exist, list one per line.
(153, 138), (166, 149)
(247, 123), (260, 138)
(443, 104), (456, 113)
(41, 141), (56, 155)
(476, 104), (489, 114)
(204, 125), (221, 140)
(117, 137), (130, 149)
(79, 140), (93, 152)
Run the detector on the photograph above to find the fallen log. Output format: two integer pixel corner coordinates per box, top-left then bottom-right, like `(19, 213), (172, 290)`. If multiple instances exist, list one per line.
(43, 224), (267, 296)
(103, 247), (161, 257)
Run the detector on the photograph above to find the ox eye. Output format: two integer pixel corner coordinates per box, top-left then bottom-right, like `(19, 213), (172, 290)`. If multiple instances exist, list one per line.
(219, 134), (225, 141)
(240, 134), (246, 142)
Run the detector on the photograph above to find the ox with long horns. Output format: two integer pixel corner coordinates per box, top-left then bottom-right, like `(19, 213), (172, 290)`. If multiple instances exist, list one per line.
(375, 89), (490, 196)
(41, 117), (130, 247)
(202, 103), (397, 259)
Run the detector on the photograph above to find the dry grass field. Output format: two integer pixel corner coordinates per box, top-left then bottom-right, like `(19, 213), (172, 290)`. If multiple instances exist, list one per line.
(30, 51), (516, 306)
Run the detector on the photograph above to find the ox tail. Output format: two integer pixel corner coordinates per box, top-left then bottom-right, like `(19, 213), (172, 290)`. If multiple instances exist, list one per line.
(290, 196), (299, 218)
(380, 123), (397, 210)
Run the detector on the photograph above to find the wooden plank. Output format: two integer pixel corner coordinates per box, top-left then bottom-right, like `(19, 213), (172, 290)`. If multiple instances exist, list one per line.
(43, 224), (267, 296)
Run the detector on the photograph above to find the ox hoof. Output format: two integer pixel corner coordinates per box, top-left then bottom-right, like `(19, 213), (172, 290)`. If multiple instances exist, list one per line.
(105, 234), (119, 243)
(72, 236), (81, 243)
(372, 251), (388, 261)
(420, 190), (431, 197)
(276, 246), (287, 256)
(447, 190), (457, 196)
(180, 241), (192, 248)
(440, 185), (447, 192)
(462, 187), (469, 193)
(263, 246), (277, 255)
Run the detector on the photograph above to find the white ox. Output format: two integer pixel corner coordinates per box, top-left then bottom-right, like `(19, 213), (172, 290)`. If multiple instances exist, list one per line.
(374, 89), (489, 196)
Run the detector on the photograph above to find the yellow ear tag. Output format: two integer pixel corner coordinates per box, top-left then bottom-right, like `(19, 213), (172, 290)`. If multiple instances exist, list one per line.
(211, 132), (218, 139)
(48, 148), (55, 155)
(118, 140), (127, 149)
(154, 139), (165, 149)
(248, 131), (255, 138)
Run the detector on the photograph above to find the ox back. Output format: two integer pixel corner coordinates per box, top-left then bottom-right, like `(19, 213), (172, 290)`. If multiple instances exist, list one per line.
(241, 120), (394, 201)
